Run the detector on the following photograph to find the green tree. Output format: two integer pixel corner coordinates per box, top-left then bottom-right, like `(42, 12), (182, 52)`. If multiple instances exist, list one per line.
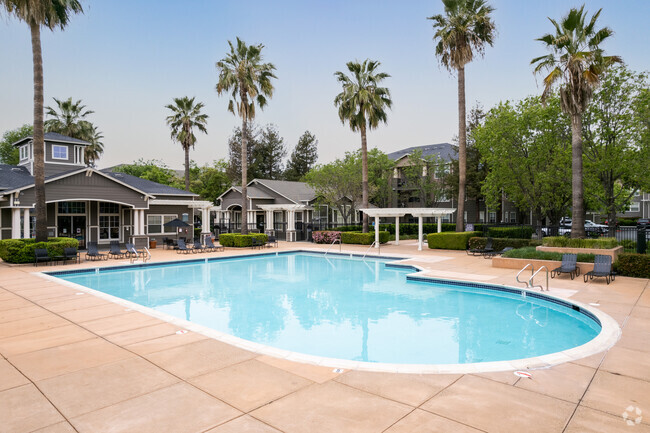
(191, 160), (231, 204)
(114, 159), (183, 188)
(84, 124), (104, 167)
(254, 124), (286, 180)
(216, 37), (276, 234)
(531, 5), (621, 238)
(0, 124), (32, 165)
(367, 148), (394, 208)
(165, 96), (209, 191)
(284, 131), (318, 181)
(226, 124), (260, 182)
(583, 65), (650, 230)
(44, 97), (93, 138)
(401, 148), (447, 207)
(429, 0), (496, 232)
(475, 95), (572, 226)
(1, 0), (83, 241)
(334, 59), (392, 233)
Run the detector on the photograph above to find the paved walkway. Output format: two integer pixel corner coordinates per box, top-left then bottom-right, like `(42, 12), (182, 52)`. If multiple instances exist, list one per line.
(0, 242), (648, 432)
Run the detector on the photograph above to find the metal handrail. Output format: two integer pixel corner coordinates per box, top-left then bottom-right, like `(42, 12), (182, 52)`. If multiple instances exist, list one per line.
(325, 238), (341, 255)
(362, 241), (380, 259)
(129, 246), (151, 264)
(529, 266), (549, 292)
(142, 247), (151, 263)
(516, 263), (534, 287)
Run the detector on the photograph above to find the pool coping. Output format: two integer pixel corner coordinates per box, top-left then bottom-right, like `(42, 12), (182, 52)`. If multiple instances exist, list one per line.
(35, 248), (622, 375)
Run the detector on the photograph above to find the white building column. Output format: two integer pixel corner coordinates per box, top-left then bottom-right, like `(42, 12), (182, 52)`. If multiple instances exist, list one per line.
(23, 208), (30, 239)
(139, 210), (145, 235)
(11, 208), (21, 239)
(286, 210), (296, 242)
(133, 210), (139, 235)
(437, 216), (442, 233)
(265, 210), (275, 235)
(201, 208), (209, 233)
(418, 215), (423, 251)
(247, 210), (256, 231)
(374, 216), (380, 248)
(395, 216), (400, 246)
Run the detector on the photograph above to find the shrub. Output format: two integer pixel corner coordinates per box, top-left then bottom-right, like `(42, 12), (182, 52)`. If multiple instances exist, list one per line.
(614, 254), (650, 278)
(486, 226), (534, 239)
(0, 237), (79, 264)
(335, 225), (363, 232)
(312, 231), (341, 244)
(468, 237), (541, 251)
(427, 231), (481, 250)
(617, 218), (638, 226)
(340, 231), (389, 245)
(218, 233), (268, 247)
(542, 237), (619, 249)
(619, 239), (637, 252)
(502, 247), (595, 263)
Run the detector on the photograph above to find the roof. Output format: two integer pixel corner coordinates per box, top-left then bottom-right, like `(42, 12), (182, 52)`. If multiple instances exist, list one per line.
(252, 179), (317, 203)
(11, 132), (91, 147)
(386, 143), (456, 163)
(0, 164), (33, 191)
(231, 185), (274, 199)
(102, 171), (197, 196)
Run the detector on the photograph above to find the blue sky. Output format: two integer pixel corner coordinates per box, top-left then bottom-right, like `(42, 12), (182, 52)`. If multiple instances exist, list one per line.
(1, 0), (649, 170)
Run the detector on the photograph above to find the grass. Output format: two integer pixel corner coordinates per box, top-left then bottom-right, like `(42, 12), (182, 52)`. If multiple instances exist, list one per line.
(503, 247), (596, 263)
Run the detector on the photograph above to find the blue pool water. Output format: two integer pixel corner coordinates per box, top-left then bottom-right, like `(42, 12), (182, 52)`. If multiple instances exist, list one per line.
(51, 252), (600, 364)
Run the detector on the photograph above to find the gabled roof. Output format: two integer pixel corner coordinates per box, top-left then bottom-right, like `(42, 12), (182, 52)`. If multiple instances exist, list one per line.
(252, 179), (316, 203)
(0, 164), (33, 191)
(386, 142), (456, 163)
(11, 132), (91, 147)
(230, 185), (274, 199)
(102, 171), (198, 196)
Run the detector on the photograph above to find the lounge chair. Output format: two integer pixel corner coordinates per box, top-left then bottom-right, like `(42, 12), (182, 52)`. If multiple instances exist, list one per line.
(176, 238), (193, 254)
(584, 255), (615, 284)
(193, 239), (207, 253)
(467, 237), (493, 256)
(251, 237), (265, 249)
(205, 237), (224, 252)
(63, 247), (80, 264)
(483, 246), (514, 259)
(86, 242), (108, 261)
(125, 243), (139, 258)
(34, 248), (52, 267)
(108, 241), (127, 259)
(551, 254), (579, 280)
(266, 235), (278, 248)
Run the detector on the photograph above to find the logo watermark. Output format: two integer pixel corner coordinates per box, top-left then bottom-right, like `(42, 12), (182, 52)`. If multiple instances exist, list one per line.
(622, 406), (642, 426)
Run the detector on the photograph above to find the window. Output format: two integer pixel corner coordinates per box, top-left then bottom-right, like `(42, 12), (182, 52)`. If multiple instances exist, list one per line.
(479, 211), (485, 223)
(52, 145), (68, 160)
(99, 215), (120, 240)
(58, 202), (86, 214)
(488, 212), (497, 223)
(182, 213), (189, 222)
(99, 203), (120, 213)
(147, 215), (177, 234)
(510, 211), (517, 223)
(629, 202), (640, 212)
(20, 145), (29, 160)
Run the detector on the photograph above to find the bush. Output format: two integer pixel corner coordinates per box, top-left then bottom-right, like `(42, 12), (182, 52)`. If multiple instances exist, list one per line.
(218, 233), (268, 247)
(486, 226), (534, 239)
(427, 231), (481, 250)
(335, 225), (363, 232)
(542, 237), (619, 249)
(617, 218), (638, 226)
(312, 231), (341, 244)
(340, 231), (389, 245)
(468, 237), (541, 251)
(619, 239), (637, 252)
(0, 237), (79, 264)
(614, 254), (650, 278)
(502, 247), (595, 263)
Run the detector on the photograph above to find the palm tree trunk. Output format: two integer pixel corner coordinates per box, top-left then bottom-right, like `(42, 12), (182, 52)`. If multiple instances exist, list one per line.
(360, 123), (369, 233)
(31, 23), (47, 242)
(456, 66), (467, 232)
(570, 114), (586, 238)
(184, 145), (190, 191)
(241, 116), (249, 235)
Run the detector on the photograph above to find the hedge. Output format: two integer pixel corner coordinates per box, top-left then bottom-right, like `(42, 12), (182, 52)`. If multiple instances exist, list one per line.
(218, 233), (268, 247)
(486, 226), (534, 239)
(0, 238), (80, 264)
(427, 231), (481, 250)
(614, 254), (650, 278)
(502, 247), (596, 263)
(542, 237), (619, 249)
(340, 231), (389, 245)
(468, 237), (541, 251)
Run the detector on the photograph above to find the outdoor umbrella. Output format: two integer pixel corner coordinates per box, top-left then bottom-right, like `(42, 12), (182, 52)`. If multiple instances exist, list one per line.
(163, 218), (191, 244)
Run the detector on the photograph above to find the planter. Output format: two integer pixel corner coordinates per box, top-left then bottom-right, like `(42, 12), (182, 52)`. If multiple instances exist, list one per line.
(149, 240), (157, 249)
(536, 245), (623, 261)
(492, 256), (594, 274)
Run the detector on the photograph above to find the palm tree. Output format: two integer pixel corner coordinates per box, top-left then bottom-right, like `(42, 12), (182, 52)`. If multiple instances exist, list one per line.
(216, 37), (276, 234)
(334, 60), (392, 233)
(532, 6), (620, 238)
(44, 97), (94, 139)
(165, 97), (208, 191)
(1, 0), (83, 242)
(84, 124), (104, 167)
(428, 0), (495, 232)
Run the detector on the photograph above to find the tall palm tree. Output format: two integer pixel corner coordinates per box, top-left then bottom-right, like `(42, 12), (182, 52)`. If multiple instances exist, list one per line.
(84, 124), (104, 167)
(428, 0), (495, 232)
(44, 97), (94, 139)
(165, 97), (208, 191)
(1, 0), (83, 242)
(532, 6), (620, 238)
(334, 60), (392, 233)
(216, 37), (276, 234)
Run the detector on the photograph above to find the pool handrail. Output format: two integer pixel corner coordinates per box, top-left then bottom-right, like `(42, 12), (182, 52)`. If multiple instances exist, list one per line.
(325, 238), (341, 255)
(516, 263), (534, 287)
(529, 266), (549, 292)
(362, 241), (380, 259)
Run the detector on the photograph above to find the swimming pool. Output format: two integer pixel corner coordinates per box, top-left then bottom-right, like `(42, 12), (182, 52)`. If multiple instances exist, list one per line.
(46, 251), (610, 370)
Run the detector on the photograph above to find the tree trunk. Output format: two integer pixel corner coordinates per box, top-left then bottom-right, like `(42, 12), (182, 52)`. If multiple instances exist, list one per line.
(184, 145), (190, 191)
(570, 114), (586, 238)
(456, 66), (467, 232)
(31, 23), (47, 242)
(360, 123), (369, 233)
(241, 116), (249, 235)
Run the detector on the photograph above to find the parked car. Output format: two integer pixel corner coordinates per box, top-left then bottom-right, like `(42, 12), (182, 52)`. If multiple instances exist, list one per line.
(638, 218), (649, 229)
(584, 220), (608, 235)
(542, 220), (607, 237)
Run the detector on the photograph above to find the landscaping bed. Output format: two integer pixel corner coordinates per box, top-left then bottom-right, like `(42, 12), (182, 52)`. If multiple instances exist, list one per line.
(0, 238), (79, 264)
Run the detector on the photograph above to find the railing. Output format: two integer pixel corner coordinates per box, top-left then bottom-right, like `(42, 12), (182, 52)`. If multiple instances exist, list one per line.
(129, 246), (151, 264)
(529, 266), (549, 292)
(516, 263), (534, 287)
(325, 239), (341, 255)
(362, 241), (380, 259)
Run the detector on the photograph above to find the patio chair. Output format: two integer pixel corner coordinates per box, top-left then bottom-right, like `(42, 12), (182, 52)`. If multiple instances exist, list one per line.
(63, 247), (80, 264)
(34, 248), (52, 267)
(205, 237), (224, 252)
(483, 246), (514, 259)
(551, 254), (579, 280)
(251, 237), (265, 249)
(467, 237), (493, 256)
(108, 241), (127, 259)
(193, 239), (207, 253)
(86, 242), (108, 261)
(176, 238), (193, 254)
(266, 235), (278, 248)
(584, 255), (615, 285)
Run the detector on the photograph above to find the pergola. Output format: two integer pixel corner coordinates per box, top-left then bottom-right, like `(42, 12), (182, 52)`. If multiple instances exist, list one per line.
(359, 208), (457, 251)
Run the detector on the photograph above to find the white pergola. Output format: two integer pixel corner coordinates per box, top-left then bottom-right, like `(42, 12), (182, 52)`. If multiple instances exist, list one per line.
(359, 208), (457, 251)
(258, 204), (312, 241)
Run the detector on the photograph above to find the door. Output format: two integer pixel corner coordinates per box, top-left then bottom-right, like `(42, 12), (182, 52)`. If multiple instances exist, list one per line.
(57, 215), (86, 249)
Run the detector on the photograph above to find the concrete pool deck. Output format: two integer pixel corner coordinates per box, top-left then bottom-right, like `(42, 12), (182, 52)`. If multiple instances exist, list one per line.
(0, 241), (648, 432)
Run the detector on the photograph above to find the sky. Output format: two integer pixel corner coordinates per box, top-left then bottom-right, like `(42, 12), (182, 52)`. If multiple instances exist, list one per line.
(1, 0), (649, 170)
